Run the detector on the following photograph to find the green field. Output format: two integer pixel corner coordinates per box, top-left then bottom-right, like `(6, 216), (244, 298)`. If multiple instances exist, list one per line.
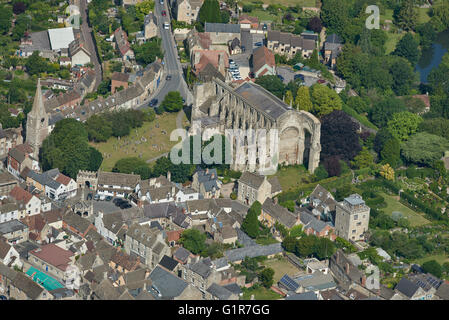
(414, 254), (449, 266)
(270, 166), (310, 191)
(240, 0), (317, 7)
(242, 286), (283, 300)
(90, 112), (188, 171)
(379, 192), (430, 227)
(385, 32), (403, 54)
(262, 257), (301, 283)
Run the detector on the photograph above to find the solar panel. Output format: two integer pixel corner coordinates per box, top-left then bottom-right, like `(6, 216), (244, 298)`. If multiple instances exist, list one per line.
(280, 274), (299, 291)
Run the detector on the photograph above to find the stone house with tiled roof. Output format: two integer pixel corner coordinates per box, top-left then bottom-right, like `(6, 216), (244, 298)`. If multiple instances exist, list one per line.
(62, 211), (97, 239)
(7, 143), (39, 179)
(175, 0), (204, 24)
(109, 248), (140, 274)
(29, 243), (75, 281)
(298, 207), (336, 240)
(9, 270), (50, 300)
(97, 171), (141, 199)
(114, 27), (134, 61)
(192, 168), (222, 199)
(237, 171), (282, 206)
(111, 72), (130, 94)
(267, 31), (316, 59)
(124, 223), (170, 270)
(0, 238), (21, 268)
(252, 46), (276, 78)
(260, 198), (300, 229)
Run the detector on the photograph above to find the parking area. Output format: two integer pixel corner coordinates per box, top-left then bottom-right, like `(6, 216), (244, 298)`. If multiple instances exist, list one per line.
(85, 194), (135, 214)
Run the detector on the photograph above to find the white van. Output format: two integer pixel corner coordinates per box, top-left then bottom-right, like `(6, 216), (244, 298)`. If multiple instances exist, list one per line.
(163, 23), (170, 30)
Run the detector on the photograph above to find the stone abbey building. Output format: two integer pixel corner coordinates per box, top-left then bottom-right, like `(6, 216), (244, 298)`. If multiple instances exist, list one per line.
(190, 78), (321, 173)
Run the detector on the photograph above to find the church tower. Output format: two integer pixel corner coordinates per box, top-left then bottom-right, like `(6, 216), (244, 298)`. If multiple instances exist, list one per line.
(26, 78), (49, 159)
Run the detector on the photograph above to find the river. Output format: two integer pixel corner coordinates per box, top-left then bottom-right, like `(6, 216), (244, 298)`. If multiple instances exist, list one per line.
(415, 30), (449, 83)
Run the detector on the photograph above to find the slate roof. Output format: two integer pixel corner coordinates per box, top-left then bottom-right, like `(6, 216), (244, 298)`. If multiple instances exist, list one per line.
(173, 247), (192, 263)
(92, 279), (120, 300)
(98, 171), (140, 188)
(223, 282), (242, 295)
(0, 239), (11, 259)
(207, 283), (234, 300)
(435, 282), (449, 300)
(63, 211), (93, 234)
(238, 171), (266, 189)
(262, 198), (298, 228)
(0, 219), (28, 235)
(187, 258), (213, 278)
(299, 210), (333, 233)
(285, 291), (318, 300)
(294, 271), (336, 291)
(149, 266), (189, 299)
(12, 272), (45, 299)
(159, 255), (179, 271)
(395, 277), (420, 298)
(27, 170), (61, 190)
(205, 23), (240, 34)
(224, 242), (282, 262)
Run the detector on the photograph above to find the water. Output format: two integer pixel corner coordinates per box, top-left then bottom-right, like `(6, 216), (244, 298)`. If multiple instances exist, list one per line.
(416, 30), (449, 83)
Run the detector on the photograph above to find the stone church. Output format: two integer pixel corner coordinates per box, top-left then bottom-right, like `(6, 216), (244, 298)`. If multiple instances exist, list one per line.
(26, 79), (49, 159)
(190, 78), (321, 173)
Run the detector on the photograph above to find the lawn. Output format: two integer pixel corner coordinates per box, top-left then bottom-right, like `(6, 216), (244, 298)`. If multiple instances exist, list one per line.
(379, 192), (430, 227)
(262, 256), (301, 284)
(240, 0), (317, 7)
(270, 165), (311, 191)
(242, 286), (283, 300)
(90, 111), (188, 171)
(417, 7), (431, 24)
(414, 254), (449, 266)
(385, 32), (403, 54)
(249, 9), (282, 23)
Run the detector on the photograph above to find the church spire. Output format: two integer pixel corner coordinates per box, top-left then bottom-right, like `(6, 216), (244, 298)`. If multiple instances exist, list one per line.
(30, 78), (46, 119)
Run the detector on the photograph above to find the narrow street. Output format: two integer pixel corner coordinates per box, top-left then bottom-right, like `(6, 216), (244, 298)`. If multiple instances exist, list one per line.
(78, 0), (103, 91)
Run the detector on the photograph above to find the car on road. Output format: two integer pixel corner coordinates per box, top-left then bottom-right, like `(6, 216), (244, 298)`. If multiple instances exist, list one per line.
(182, 98), (185, 104)
(160, 0), (163, 4)
(166, 75), (172, 80)
(254, 42), (263, 47)
(163, 23), (170, 30)
(162, 10), (166, 16)
(93, 194), (100, 201)
(317, 79), (326, 84)
(105, 196), (113, 201)
(0, 295), (7, 300)
(120, 202), (132, 209)
(149, 98), (158, 107)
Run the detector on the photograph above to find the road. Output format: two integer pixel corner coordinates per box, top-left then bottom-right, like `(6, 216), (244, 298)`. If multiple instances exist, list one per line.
(78, 0), (103, 91)
(141, 0), (194, 109)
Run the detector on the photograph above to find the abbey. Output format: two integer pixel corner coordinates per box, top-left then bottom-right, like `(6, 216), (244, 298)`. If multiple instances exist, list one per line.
(26, 79), (49, 159)
(190, 78), (321, 173)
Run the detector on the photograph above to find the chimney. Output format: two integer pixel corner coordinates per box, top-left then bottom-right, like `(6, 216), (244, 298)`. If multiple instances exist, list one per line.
(345, 263), (350, 275)
(167, 171), (171, 182)
(361, 275), (366, 287)
(194, 51), (201, 65)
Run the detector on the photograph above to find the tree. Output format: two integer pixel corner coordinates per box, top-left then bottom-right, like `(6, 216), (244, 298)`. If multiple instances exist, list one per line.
(369, 97), (406, 128)
(307, 16), (322, 33)
(351, 147), (374, 169)
(321, 0), (349, 36)
(0, 5), (12, 34)
(282, 236), (296, 252)
(402, 132), (449, 166)
(320, 110), (361, 162)
(389, 58), (415, 96)
(284, 90), (293, 106)
(13, 2), (26, 14)
(422, 260), (443, 278)
(379, 163), (395, 181)
(280, 200), (295, 212)
(132, 38), (163, 66)
(310, 84), (342, 117)
(241, 201), (262, 238)
(394, 0), (418, 31)
(113, 157), (149, 175)
(179, 229), (206, 254)
(387, 112), (422, 142)
(295, 86), (313, 112)
(314, 164), (328, 180)
(160, 91), (183, 113)
(374, 128), (395, 154)
(25, 51), (48, 75)
(323, 156), (341, 177)
(347, 96), (368, 114)
(255, 75), (285, 99)
(380, 138), (401, 168)
(84, 114), (112, 142)
(419, 118), (449, 140)
(295, 235), (316, 257)
(198, 0), (221, 24)
(393, 33), (421, 66)
(259, 268), (275, 288)
(40, 119), (103, 178)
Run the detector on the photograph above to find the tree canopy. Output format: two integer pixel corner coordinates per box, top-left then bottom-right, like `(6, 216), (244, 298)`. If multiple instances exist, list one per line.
(401, 132), (449, 166)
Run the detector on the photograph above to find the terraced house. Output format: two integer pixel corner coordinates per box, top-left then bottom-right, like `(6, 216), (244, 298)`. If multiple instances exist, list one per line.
(124, 223), (170, 269)
(267, 31), (316, 59)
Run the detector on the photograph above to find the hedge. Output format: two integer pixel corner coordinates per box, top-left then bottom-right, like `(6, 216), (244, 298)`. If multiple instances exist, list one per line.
(400, 191), (447, 222)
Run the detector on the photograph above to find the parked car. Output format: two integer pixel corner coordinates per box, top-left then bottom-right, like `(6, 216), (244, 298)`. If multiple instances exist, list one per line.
(166, 75), (172, 80)
(105, 196), (113, 201)
(163, 23), (169, 30)
(114, 199), (125, 206)
(87, 193), (93, 200)
(0, 295), (7, 300)
(120, 202), (132, 209)
(317, 79), (326, 84)
(254, 42), (262, 47)
(93, 194), (100, 201)
(277, 74), (284, 81)
(149, 98), (158, 107)
(294, 74), (304, 81)
(162, 10), (166, 16)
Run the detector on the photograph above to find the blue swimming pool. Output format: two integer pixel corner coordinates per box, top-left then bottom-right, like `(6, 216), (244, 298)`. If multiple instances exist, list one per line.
(26, 266), (64, 291)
